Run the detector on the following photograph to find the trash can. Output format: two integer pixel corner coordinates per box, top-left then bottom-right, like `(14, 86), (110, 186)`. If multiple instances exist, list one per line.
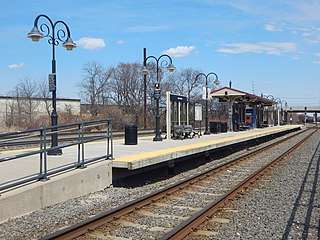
(221, 122), (228, 133)
(125, 125), (137, 145)
(209, 122), (221, 134)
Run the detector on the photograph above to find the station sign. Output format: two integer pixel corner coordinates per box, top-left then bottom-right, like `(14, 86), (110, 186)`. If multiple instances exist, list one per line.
(194, 103), (202, 121)
(170, 93), (188, 103)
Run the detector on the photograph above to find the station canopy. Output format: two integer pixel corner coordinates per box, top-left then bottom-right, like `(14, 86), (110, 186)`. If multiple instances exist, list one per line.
(210, 87), (275, 106)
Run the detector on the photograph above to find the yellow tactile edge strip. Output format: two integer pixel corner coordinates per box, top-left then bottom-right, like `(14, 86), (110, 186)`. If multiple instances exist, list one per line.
(114, 125), (301, 163)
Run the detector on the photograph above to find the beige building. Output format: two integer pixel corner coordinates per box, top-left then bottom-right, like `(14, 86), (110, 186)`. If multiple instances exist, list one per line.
(0, 96), (81, 125)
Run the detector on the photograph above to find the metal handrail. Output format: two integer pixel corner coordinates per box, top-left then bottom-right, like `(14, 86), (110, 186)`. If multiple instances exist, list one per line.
(0, 118), (113, 192)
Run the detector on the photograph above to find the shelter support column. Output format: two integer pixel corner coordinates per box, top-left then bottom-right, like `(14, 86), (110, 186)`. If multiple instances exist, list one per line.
(187, 102), (189, 125)
(166, 91), (171, 139)
(228, 99), (234, 131)
(178, 102), (181, 125)
(271, 106), (274, 126)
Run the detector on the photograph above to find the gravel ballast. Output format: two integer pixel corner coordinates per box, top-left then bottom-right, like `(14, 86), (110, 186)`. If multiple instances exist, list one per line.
(191, 130), (320, 240)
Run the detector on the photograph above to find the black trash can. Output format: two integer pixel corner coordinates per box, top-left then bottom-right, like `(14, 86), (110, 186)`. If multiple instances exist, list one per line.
(125, 125), (137, 145)
(209, 122), (221, 134)
(221, 122), (228, 133)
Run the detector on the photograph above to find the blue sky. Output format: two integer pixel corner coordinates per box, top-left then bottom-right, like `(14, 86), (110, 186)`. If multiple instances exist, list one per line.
(1, 0), (320, 107)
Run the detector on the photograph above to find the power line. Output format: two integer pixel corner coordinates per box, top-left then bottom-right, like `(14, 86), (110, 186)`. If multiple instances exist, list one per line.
(280, 97), (320, 100)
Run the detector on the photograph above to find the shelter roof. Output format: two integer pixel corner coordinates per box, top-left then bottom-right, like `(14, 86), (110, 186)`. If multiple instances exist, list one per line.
(210, 87), (275, 106)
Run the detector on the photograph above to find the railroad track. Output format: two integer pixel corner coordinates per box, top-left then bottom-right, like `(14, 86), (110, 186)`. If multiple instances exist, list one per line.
(41, 127), (317, 240)
(0, 130), (154, 150)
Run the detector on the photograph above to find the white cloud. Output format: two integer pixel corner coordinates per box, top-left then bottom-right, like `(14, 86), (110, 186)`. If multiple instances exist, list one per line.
(9, 63), (24, 69)
(217, 42), (297, 55)
(162, 46), (196, 57)
(125, 25), (169, 33)
(313, 60), (320, 64)
(265, 24), (283, 32)
(117, 39), (125, 45)
(300, 27), (320, 44)
(316, 52), (320, 57)
(76, 37), (105, 50)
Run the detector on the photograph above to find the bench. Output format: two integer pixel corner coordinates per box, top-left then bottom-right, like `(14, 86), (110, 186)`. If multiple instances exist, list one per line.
(238, 122), (250, 131)
(257, 121), (269, 128)
(172, 125), (200, 140)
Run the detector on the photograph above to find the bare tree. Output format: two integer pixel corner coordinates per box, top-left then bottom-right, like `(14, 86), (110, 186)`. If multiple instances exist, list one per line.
(38, 78), (51, 118)
(166, 68), (201, 100)
(79, 62), (112, 115)
(108, 62), (144, 124)
(18, 78), (39, 126)
(5, 77), (40, 129)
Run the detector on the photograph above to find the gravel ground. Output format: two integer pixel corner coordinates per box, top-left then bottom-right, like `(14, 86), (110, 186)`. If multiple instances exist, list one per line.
(0, 129), (318, 240)
(188, 130), (320, 240)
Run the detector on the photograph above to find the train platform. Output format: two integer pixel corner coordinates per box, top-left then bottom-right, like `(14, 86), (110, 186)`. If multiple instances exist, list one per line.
(112, 125), (301, 170)
(0, 124), (302, 222)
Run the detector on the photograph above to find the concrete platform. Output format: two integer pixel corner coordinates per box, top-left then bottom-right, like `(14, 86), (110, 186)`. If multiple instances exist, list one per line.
(0, 125), (302, 222)
(112, 125), (302, 170)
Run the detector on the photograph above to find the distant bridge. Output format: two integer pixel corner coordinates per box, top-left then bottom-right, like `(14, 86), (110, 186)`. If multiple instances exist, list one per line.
(287, 107), (320, 113)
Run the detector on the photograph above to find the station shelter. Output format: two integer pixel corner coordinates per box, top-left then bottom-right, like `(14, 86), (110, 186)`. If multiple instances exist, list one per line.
(210, 87), (275, 131)
(166, 92), (189, 138)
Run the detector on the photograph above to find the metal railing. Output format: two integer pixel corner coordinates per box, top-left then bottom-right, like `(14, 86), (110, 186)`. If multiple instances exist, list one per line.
(0, 118), (113, 192)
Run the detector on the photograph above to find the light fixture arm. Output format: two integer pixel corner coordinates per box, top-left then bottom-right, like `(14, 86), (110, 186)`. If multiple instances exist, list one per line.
(195, 72), (219, 135)
(28, 14), (76, 55)
(144, 54), (175, 83)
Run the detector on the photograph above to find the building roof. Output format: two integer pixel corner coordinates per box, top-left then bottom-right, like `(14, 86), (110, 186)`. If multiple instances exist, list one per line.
(0, 95), (81, 102)
(210, 87), (275, 106)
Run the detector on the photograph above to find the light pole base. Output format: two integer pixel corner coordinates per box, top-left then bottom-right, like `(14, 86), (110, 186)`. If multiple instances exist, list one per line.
(47, 148), (63, 156)
(204, 131), (210, 135)
(153, 136), (163, 141)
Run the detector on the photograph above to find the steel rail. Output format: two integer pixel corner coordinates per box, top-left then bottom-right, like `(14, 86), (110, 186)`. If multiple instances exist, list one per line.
(0, 130), (154, 149)
(161, 128), (318, 239)
(40, 128), (311, 240)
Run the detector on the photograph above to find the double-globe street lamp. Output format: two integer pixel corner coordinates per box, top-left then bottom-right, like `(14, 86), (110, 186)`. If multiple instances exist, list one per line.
(275, 98), (288, 126)
(262, 94), (275, 126)
(27, 14), (76, 155)
(142, 54), (175, 141)
(195, 72), (220, 135)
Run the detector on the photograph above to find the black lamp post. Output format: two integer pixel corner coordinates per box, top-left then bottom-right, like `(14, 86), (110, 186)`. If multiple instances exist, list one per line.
(282, 100), (288, 124)
(27, 14), (76, 155)
(275, 98), (283, 126)
(263, 94), (276, 126)
(304, 106), (307, 125)
(142, 53), (175, 141)
(195, 72), (220, 135)
(143, 48), (147, 130)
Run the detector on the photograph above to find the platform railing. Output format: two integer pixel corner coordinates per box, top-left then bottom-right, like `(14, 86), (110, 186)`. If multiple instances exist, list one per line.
(0, 118), (113, 192)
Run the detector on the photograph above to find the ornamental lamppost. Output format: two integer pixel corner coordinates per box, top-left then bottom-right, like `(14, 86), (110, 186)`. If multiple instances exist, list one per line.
(282, 100), (288, 124)
(195, 72), (220, 135)
(304, 106), (307, 125)
(142, 53), (175, 141)
(27, 14), (76, 155)
(275, 98), (283, 126)
(264, 94), (277, 126)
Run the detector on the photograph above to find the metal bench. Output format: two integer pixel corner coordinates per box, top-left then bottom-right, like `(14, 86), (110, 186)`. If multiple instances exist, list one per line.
(172, 125), (184, 139)
(172, 125), (200, 139)
(183, 125), (193, 138)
